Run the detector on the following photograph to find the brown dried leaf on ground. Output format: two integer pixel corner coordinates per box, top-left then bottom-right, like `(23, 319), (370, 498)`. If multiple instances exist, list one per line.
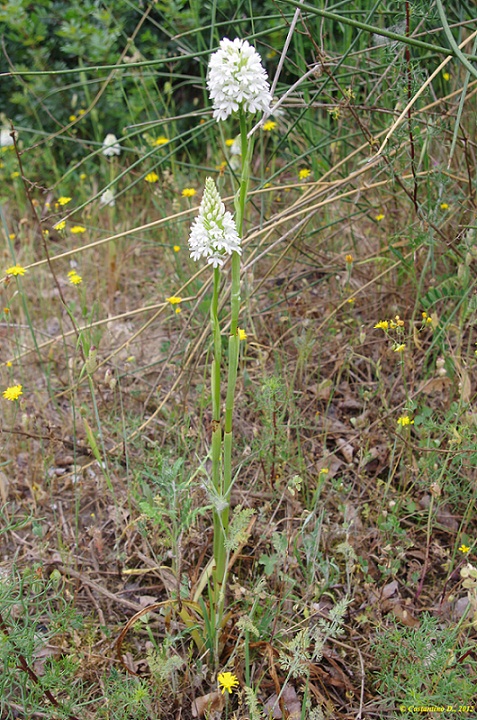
(191, 690), (224, 718)
(264, 685), (301, 719)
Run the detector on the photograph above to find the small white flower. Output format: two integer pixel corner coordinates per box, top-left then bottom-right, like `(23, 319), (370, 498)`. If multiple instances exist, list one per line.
(207, 38), (272, 122)
(0, 128), (15, 147)
(188, 177), (241, 267)
(228, 136), (242, 171)
(230, 136), (242, 156)
(100, 189), (115, 207)
(102, 133), (121, 157)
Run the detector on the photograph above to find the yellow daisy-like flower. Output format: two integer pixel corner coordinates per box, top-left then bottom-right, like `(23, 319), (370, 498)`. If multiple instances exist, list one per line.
(238, 328), (247, 341)
(374, 320), (389, 330)
(69, 114), (77, 122)
(57, 196), (72, 206)
(54, 221), (66, 231)
(263, 120), (277, 132)
(153, 136), (169, 146)
(175, 307), (181, 314)
(79, 173), (87, 181)
(319, 467), (330, 475)
(166, 296), (182, 305)
(11, 171), (20, 179)
(173, 245), (180, 252)
(393, 343), (406, 353)
(298, 168), (311, 180)
(459, 544), (471, 554)
(397, 415), (414, 427)
(443, 72), (450, 81)
(375, 213), (385, 222)
(217, 672), (239, 695)
(345, 254), (353, 264)
(5, 264), (26, 277)
(145, 172), (159, 183)
(181, 188), (196, 198)
(6, 361), (12, 367)
(70, 225), (86, 234)
(67, 271), (82, 285)
(3, 384), (23, 401)
(440, 202), (449, 210)
(225, 138), (235, 147)
(8, 233), (16, 240)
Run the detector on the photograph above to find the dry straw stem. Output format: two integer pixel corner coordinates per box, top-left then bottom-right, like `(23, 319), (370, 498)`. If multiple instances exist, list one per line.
(373, 28), (477, 159)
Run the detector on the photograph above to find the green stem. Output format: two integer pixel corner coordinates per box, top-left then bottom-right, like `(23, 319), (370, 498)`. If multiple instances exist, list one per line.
(211, 267), (223, 600)
(211, 267), (221, 422)
(211, 109), (251, 647)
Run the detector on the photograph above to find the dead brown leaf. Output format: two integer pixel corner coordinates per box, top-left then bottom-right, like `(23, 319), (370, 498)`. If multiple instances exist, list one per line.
(392, 603), (420, 627)
(264, 685), (301, 719)
(191, 691), (224, 718)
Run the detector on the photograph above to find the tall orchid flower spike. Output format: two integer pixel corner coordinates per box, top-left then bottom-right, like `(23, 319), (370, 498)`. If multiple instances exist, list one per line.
(207, 38), (272, 121)
(188, 178), (241, 267)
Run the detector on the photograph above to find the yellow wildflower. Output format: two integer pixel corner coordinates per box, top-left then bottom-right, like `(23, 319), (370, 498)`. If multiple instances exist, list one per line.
(181, 188), (196, 198)
(238, 328), (247, 341)
(10, 171), (20, 179)
(54, 221), (66, 231)
(79, 173), (87, 181)
(440, 202), (449, 210)
(145, 172), (159, 183)
(5, 265), (26, 277)
(57, 196), (72, 206)
(69, 114), (77, 122)
(67, 271), (82, 285)
(459, 544), (471, 554)
(298, 168), (311, 180)
(173, 245), (180, 252)
(397, 415), (414, 427)
(225, 139), (235, 147)
(166, 296), (182, 305)
(443, 72), (450, 81)
(3, 384), (23, 401)
(345, 254), (353, 264)
(393, 343), (406, 353)
(263, 120), (277, 131)
(374, 320), (389, 330)
(6, 361), (12, 367)
(217, 672), (239, 695)
(375, 213), (385, 222)
(153, 136), (169, 146)
(319, 467), (330, 475)
(70, 225), (86, 234)
(175, 307), (181, 314)
(8, 233), (16, 240)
